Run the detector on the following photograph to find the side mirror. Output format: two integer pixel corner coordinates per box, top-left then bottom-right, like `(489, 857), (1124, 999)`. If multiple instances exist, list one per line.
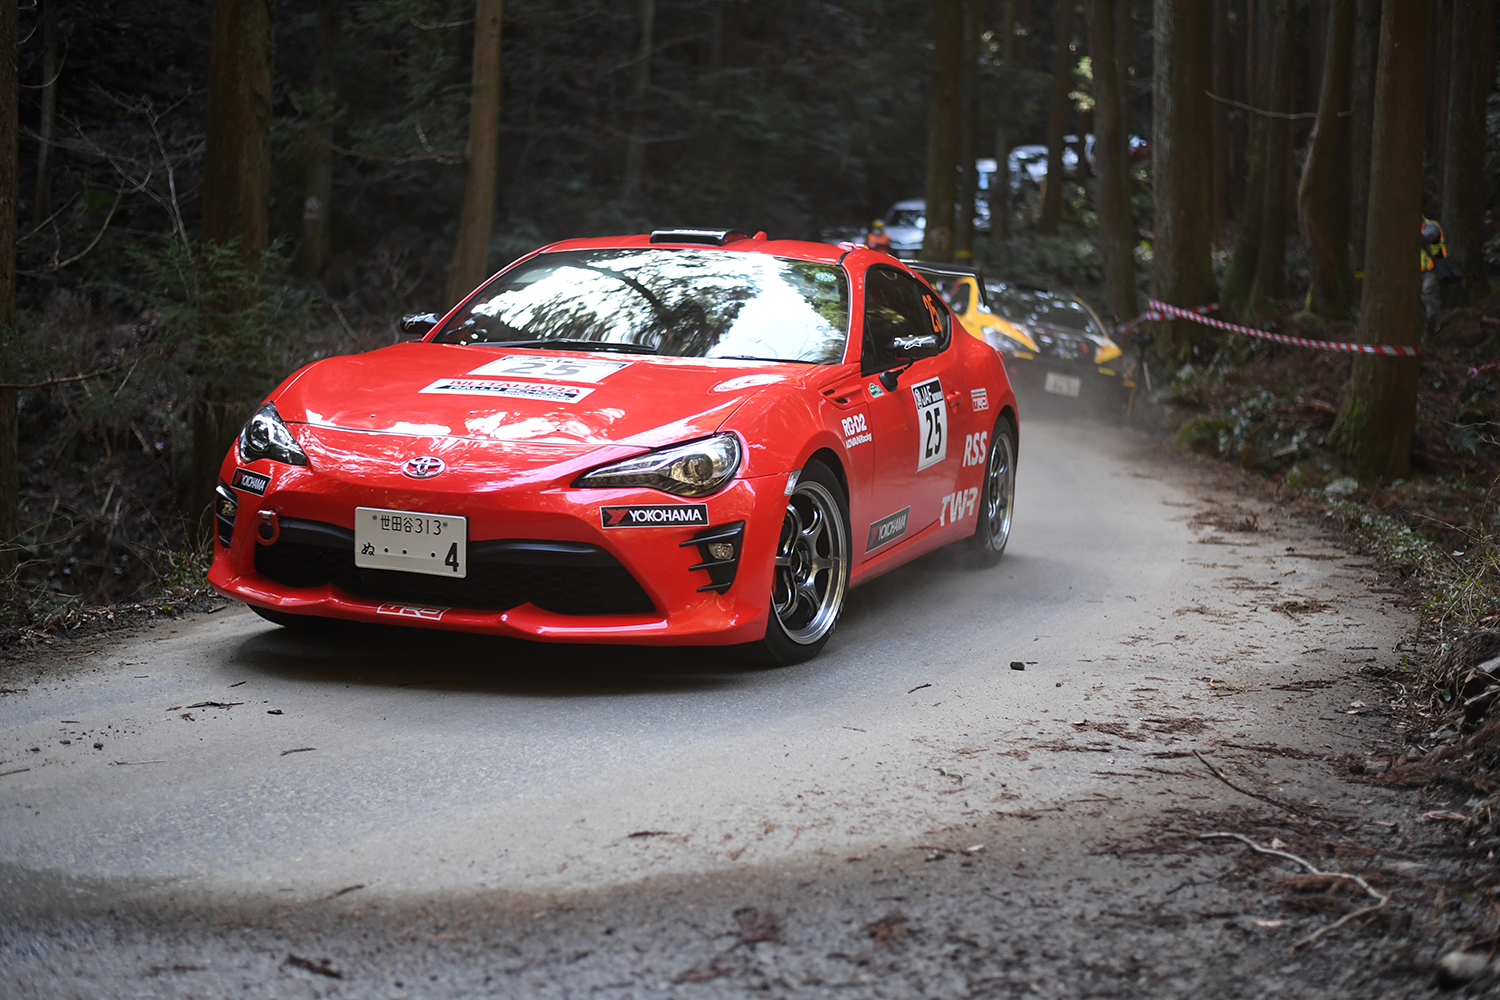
(887, 333), (941, 361)
(400, 312), (440, 337)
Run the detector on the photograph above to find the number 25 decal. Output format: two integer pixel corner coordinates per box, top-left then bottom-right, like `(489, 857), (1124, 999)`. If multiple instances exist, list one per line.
(910, 377), (947, 472)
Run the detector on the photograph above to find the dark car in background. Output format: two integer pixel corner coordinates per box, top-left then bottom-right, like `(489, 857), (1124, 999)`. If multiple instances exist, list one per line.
(986, 282), (1135, 409)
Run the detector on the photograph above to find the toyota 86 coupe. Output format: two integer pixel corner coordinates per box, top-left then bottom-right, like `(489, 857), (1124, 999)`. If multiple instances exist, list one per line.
(209, 228), (1020, 664)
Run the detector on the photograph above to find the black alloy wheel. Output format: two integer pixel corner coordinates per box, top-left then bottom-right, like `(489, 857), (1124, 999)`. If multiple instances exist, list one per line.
(744, 461), (851, 666)
(963, 417), (1017, 567)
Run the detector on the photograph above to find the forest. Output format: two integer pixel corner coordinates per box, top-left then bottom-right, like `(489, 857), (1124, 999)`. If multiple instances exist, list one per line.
(0, 0), (1497, 626)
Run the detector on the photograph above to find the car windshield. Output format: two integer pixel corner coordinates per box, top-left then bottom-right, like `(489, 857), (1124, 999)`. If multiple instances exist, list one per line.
(431, 248), (850, 364)
(991, 287), (1107, 341)
(888, 209), (925, 228)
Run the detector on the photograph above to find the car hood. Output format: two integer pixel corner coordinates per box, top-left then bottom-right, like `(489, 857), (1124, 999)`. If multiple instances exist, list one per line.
(275, 342), (804, 451)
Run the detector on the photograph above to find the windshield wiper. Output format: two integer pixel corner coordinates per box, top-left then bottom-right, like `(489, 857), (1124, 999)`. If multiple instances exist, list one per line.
(497, 339), (660, 355)
(713, 355), (821, 364)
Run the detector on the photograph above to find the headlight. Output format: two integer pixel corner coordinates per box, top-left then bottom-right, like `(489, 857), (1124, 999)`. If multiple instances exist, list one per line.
(238, 402), (308, 466)
(576, 434), (741, 497)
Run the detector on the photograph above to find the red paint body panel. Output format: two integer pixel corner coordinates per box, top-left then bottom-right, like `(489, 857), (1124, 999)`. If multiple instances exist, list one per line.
(208, 235), (1019, 644)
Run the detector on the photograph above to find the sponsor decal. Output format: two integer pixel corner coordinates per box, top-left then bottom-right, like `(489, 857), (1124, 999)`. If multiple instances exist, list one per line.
(401, 455), (446, 479)
(910, 377), (948, 471)
(940, 487), (979, 526)
(419, 378), (596, 403)
(865, 506), (911, 552)
(230, 468), (270, 496)
(601, 504), (709, 528)
(867, 381), (885, 398)
(961, 431), (989, 468)
(971, 387), (989, 412)
(376, 603), (448, 621)
(466, 355), (629, 384)
(840, 413), (872, 449)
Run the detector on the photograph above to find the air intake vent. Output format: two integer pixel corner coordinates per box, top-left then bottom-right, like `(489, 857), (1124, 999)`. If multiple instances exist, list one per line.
(649, 229), (751, 246)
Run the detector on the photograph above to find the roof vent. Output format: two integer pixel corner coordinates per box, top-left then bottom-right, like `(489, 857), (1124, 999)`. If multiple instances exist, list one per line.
(649, 229), (752, 246)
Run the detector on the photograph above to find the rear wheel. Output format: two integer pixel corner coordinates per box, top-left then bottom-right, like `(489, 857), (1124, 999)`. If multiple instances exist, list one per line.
(743, 462), (851, 666)
(963, 417), (1017, 567)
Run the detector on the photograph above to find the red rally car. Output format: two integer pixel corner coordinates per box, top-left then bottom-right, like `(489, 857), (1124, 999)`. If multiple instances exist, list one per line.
(208, 229), (1019, 664)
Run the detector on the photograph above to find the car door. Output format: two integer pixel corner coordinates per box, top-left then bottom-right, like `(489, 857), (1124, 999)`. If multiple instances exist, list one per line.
(858, 265), (968, 560)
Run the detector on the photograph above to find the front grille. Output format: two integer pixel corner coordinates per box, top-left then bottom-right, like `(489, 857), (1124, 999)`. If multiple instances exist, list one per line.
(254, 517), (655, 616)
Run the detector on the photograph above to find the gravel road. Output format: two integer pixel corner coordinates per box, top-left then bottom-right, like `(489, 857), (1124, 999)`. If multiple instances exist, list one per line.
(3, 414), (1455, 998)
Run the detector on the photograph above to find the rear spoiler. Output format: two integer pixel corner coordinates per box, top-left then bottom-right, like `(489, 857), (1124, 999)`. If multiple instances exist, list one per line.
(906, 260), (991, 311)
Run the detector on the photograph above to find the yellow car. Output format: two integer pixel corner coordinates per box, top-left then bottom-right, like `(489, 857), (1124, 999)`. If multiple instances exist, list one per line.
(912, 263), (1134, 408)
(910, 263), (1038, 358)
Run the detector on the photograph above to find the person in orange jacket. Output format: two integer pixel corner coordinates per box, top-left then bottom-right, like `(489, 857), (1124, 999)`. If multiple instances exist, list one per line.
(865, 220), (892, 255)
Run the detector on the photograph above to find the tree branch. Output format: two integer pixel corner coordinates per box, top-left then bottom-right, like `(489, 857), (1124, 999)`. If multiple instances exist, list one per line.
(17, 188), (123, 276)
(1206, 90), (1349, 120)
(0, 366), (120, 390)
(324, 138), (461, 166)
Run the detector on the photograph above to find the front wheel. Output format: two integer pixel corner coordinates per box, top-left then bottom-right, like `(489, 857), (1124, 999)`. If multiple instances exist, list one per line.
(962, 418), (1017, 567)
(743, 462), (851, 666)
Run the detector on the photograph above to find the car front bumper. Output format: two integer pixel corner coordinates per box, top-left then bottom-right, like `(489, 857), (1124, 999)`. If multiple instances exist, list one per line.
(208, 428), (786, 645)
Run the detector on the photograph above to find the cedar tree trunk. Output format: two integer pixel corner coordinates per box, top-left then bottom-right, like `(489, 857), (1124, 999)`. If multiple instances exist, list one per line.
(297, 0), (339, 280)
(32, 0), (56, 227)
(0, 0), (16, 580)
(1038, 0), (1075, 235)
(1212, 0), (1231, 245)
(955, 0), (980, 262)
(1440, 0), (1496, 306)
(202, 0), (273, 267)
(1223, 0), (1269, 310)
(194, 0), (273, 520)
(1151, 0), (1218, 358)
(1348, 0), (1380, 271)
(923, 0), (963, 261)
(1091, 0), (1138, 321)
(621, 0), (654, 212)
(446, 0), (504, 306)
(991, 0), (1017, 240)
(1328, 0), (1427, 482)
(1298, 0), (1354, 318)
(1246, 0), (1293, 317)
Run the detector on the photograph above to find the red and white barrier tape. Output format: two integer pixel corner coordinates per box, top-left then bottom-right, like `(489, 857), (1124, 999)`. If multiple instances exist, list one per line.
(1143, 299), (1421, 356)
(1116, 303), (1218, 335)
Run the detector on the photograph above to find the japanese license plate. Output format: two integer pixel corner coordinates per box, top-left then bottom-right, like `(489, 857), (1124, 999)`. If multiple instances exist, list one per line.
(1044, 372), (1082, 397)
(355, 507), (467, 578)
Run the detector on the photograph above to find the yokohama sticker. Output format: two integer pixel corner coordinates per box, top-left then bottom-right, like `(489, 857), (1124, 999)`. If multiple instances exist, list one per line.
(865, 506), (911, 552)
(230, 468), (270, 496)
(418, 378), (596, 403)
(375, 603), (447, 621)
(601, 504), (709, 528)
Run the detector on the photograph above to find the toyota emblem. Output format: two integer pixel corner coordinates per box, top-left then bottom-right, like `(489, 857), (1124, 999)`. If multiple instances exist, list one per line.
(401, 455), (446, 479)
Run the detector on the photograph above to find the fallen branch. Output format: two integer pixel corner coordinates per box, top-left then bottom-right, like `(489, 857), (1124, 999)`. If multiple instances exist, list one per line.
(1198, 832), (1389, 949)
(1194, 750), (1307, 816)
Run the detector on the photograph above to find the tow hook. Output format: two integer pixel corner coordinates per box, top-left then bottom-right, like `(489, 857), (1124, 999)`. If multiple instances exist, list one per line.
(256, 510), (280, 546)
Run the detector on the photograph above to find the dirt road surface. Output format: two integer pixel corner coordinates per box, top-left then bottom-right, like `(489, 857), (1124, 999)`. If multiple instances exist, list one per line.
(1, 414), (1457, 998)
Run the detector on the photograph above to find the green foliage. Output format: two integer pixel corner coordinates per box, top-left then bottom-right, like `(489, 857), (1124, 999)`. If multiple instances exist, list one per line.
(1328, 497), (1500, 629)
(127, 237), (315, 407)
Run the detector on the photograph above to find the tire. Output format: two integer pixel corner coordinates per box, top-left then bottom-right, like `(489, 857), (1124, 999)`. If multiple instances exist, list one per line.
(741, 462), (852, 666)
(250, 605), (341, 632)
(962, 417), (1017, 567)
